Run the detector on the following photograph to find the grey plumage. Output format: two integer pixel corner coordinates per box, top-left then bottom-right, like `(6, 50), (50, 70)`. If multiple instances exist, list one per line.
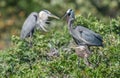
(64, 9), (103, 67)
(65, 9), (103, 47)
(70, 25), (103, 46)
(20, 10), (59, 40)
(20, 12), (38, 39)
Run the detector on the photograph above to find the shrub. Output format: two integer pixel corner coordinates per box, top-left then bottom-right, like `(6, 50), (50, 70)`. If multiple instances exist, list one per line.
(0, 15), (120, 78)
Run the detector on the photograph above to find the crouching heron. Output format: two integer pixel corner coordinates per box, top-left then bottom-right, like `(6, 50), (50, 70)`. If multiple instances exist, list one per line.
(63, 9), (103, 67)
(20, 10), (59, 46)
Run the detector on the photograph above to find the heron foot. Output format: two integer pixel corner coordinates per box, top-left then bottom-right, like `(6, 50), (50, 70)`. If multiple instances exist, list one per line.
(29, 42), (33, 47)
(83, 57), (94, 68)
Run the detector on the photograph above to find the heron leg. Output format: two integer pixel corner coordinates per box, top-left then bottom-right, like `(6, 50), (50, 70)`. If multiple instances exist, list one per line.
(84, 57), (90, 66)
(98, 49), (104, 56)
(77, 57), (81, 67)
(29, 32), (33, 47)
(83, 46), (93, 68)
(84, 57), (93, 68)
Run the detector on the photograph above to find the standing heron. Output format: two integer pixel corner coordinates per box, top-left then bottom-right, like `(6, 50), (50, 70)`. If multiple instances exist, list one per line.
(63, 9), (103, 66)
(20, 10), (59, 46)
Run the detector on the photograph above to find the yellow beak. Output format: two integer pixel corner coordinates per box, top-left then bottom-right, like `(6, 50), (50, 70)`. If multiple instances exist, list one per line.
(49, 14), (60, 19)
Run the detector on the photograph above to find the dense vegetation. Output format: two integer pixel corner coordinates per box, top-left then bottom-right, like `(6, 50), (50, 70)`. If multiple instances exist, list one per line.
(0, 0), (120, 49)
(0, 0), (120, 77)
(0, 15), (120, 77)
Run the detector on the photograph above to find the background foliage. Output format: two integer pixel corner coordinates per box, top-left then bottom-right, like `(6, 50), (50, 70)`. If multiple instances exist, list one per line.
(0, 0), (120, 77)
(0, 0), (120, 49)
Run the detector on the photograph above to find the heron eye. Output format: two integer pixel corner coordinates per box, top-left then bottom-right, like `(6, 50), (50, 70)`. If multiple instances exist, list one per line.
(68, 13), (70, 16)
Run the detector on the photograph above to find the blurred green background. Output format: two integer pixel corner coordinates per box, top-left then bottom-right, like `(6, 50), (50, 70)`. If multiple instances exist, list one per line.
(0, 0), (120, 49)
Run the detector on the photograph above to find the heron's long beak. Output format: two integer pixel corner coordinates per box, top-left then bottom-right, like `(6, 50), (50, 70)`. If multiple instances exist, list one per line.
(49, 14), (60, 19)
(61, 13), (67, 19)
(61, 13), (70, 23)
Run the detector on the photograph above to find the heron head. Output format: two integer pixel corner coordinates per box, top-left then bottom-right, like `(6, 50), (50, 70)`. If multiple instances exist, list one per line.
(62, 9), (75, 22)
(39, 10), (59, 21)
(37, 10), (59, 32)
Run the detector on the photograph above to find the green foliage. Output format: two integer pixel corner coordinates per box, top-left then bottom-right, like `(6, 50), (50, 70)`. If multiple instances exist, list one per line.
(0, 15), (120, 78)
(1, 0), (120, 49)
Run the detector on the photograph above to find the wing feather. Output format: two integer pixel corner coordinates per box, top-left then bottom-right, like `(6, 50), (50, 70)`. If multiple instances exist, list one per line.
(73, 26), (103, 46)
(20, 12), (38, 39)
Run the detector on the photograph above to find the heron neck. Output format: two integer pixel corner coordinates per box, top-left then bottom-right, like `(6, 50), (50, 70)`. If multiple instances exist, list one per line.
(36, 18), (48, 32)
(37, 19), (46, 26)
(68, 19), (74, 34)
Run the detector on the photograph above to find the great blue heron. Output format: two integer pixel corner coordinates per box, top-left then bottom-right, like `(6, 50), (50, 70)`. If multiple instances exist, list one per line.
(20, 10), (59, 46)
(63, 9), (103, 67)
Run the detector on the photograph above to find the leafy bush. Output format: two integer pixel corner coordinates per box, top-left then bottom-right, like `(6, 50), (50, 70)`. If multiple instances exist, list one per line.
(0, 15), (120, 78)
